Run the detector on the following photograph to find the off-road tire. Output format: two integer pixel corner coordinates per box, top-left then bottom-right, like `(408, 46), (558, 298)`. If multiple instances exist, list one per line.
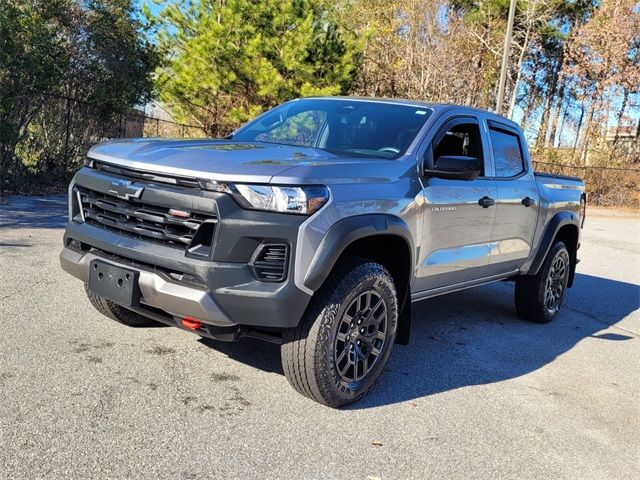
(84, 284), (152, 327)
(281, 259), (398, 407)
(515, 241), (571, 323)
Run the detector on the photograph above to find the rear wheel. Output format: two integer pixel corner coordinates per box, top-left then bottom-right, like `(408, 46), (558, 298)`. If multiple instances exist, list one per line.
(281, 259), (398, 407)
(515, 241), (570, 323)
(84, 284), (153, 326)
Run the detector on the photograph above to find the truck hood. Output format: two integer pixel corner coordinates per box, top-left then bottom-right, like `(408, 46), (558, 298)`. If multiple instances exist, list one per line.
(87, 138), (353, 184)
(88, 138), (410, 185)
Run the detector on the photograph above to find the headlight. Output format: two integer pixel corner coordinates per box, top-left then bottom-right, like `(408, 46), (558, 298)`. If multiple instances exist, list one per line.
(199, 180), (329, 215)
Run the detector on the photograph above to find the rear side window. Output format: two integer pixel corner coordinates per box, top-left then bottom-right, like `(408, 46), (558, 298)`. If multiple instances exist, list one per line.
(489, 128), (524, 177)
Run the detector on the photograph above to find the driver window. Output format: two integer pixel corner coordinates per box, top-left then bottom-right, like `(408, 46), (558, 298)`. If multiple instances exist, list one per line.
(433, 123), (483, 167)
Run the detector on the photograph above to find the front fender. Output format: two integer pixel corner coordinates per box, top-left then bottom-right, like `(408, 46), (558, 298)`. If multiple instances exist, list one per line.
(303, 214), (415, 292)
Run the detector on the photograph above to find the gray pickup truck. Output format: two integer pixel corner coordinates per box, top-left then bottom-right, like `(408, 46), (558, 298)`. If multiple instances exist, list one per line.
(60, 97), (586, 406)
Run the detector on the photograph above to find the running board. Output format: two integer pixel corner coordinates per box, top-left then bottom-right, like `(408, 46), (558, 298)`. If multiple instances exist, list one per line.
(410, 270), (520, 303)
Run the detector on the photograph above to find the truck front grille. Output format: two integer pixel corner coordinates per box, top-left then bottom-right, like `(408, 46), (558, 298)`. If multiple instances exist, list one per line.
(76, 187), (216, 250)
(94, 161), (201, 188)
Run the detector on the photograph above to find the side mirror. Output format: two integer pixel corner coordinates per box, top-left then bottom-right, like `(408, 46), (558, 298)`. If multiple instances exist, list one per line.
(424, 155), (482, 181)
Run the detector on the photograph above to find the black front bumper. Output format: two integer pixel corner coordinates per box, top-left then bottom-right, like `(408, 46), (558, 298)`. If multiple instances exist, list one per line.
(61, 167), (312, 329)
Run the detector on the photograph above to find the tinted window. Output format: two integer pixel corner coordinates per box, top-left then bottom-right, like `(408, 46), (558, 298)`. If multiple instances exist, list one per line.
(490, 128), (524, 177)
(233, 99), (432, 159)
(433, 123), (483, 161)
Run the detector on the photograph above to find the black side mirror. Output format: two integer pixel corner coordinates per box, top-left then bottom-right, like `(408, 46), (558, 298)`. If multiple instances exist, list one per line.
(424, 155), (482, 180)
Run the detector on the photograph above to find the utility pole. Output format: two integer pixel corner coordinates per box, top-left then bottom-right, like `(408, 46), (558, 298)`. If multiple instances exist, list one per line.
(495, 0), (518, 116)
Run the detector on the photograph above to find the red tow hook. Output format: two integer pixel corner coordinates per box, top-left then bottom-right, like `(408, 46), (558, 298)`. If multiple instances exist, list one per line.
(181, 316), (202, 330)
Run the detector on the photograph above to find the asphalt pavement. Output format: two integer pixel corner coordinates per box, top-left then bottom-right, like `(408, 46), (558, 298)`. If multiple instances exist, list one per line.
(0, 195), (638, 479)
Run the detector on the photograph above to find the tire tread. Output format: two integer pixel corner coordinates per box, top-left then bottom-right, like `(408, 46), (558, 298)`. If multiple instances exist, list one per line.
(281, 258), (397, 407)
(515, 241), (569, 323)
(84, 284), (152, 327)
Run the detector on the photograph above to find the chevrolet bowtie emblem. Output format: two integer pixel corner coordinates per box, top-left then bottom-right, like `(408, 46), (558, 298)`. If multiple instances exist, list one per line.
(108, 180), (144, 200)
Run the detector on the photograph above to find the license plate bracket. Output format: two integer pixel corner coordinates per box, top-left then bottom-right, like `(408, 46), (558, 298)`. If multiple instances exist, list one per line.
(88, 260), (140, 306)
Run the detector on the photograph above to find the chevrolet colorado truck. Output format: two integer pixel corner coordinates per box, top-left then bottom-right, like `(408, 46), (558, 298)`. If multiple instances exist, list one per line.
(60, 97), (586, 407)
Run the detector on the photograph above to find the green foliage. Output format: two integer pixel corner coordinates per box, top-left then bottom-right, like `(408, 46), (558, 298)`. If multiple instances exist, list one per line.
(0, 0), (68, 147)
(80, 0), (159, 114)
(148, 0), (362, 135)
(256, 110), (326, 146)
(0, 0), (158, 194)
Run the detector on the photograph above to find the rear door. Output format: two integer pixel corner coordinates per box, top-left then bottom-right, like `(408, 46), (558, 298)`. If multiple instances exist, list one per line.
(414, 114), (498, 293)
(484, 120), (539, 274)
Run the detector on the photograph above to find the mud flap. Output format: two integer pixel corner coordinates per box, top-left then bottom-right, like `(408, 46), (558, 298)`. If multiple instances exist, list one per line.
(395, 288), (411, 345)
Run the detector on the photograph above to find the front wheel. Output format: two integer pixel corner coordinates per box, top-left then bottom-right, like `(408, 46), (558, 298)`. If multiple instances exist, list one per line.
(281, 259), (398, 407)
(515, 241), (571, 323)
(84, 284), (153, 327)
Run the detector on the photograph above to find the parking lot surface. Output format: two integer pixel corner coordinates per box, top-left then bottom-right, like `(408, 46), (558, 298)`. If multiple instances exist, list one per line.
(1, 196), (638, 479)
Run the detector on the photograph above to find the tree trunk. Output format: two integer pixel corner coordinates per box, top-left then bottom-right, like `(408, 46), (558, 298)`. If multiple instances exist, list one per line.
(545, 19), (576, 148)
(612, 89), (629, 148)
(547, 74), (567, 147)
(520, 92), (535, 132)
(508, 27), (531, 119)
(536, 58), (561, 149)
(572, 103), (585, 153)
(0, 147), (5, 198)
(507, 63), (523, 119)
(557, 94), (572, 147)
(465, 54), (482, 106)
(0, 146), (16, 198)
(62, 94), (73, 178)
(578, 101), (596, 165)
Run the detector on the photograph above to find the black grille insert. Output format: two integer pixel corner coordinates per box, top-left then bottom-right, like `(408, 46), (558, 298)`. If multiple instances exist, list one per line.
(250, 244), (289, 282)
(76, 187), (216, 250)
(95, 162), (201, 188)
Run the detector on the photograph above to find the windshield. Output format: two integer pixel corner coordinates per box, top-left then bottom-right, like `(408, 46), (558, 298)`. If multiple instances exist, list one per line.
(232, 98), (432, 159)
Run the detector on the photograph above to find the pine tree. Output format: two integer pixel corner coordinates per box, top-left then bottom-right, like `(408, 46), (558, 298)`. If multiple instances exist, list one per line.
(147, 0), (362, 136)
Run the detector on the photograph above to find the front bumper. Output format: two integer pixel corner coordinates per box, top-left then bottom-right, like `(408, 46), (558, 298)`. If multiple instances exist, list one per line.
(61, 167), (312, 329)
(60, 247), (234, 326)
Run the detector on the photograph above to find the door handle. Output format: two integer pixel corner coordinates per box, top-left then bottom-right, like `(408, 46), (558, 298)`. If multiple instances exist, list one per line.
(521, 197), (535, 207)
(478, 196), (495, 208)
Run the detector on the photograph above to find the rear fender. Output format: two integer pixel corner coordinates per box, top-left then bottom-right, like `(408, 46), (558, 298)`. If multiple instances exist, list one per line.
(526, 211), (580, 285)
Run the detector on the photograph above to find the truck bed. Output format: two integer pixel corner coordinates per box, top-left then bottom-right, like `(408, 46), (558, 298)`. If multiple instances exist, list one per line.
(534, 171), (583, 183)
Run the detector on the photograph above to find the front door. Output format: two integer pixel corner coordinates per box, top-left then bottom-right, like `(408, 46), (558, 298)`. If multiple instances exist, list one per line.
(414, 116), (498, 293)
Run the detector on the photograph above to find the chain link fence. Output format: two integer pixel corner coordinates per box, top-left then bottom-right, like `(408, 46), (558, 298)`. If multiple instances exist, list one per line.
(7, 94), (639, 208)
(116, 109), (207, 139)
(3, 96), (208, 196)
